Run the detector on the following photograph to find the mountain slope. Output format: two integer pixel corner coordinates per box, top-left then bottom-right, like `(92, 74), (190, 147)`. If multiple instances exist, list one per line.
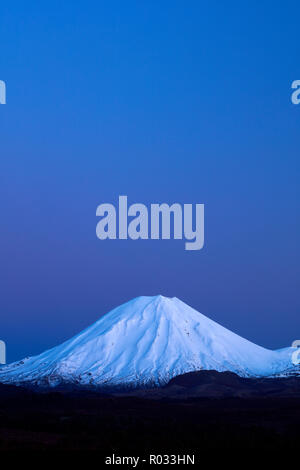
(0, 296), (295, 388)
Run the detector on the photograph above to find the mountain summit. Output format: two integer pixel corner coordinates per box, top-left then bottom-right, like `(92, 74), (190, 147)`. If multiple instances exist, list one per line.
(0, 296), (295, 388)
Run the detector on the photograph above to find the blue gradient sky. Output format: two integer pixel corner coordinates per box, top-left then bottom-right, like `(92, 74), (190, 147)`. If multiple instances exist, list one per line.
(1, 1), (300, 362)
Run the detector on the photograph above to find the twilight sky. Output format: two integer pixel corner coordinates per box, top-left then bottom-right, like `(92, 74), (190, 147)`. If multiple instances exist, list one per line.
(0, 1), (299, 362)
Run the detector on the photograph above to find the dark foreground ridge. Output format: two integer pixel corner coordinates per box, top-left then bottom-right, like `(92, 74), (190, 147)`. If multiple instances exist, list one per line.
(165, 370), (300, 397)
(0, 370), (300, 452)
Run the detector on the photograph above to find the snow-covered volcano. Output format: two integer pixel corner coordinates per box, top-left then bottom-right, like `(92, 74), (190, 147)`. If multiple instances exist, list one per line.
(0, 296), (295, 388)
